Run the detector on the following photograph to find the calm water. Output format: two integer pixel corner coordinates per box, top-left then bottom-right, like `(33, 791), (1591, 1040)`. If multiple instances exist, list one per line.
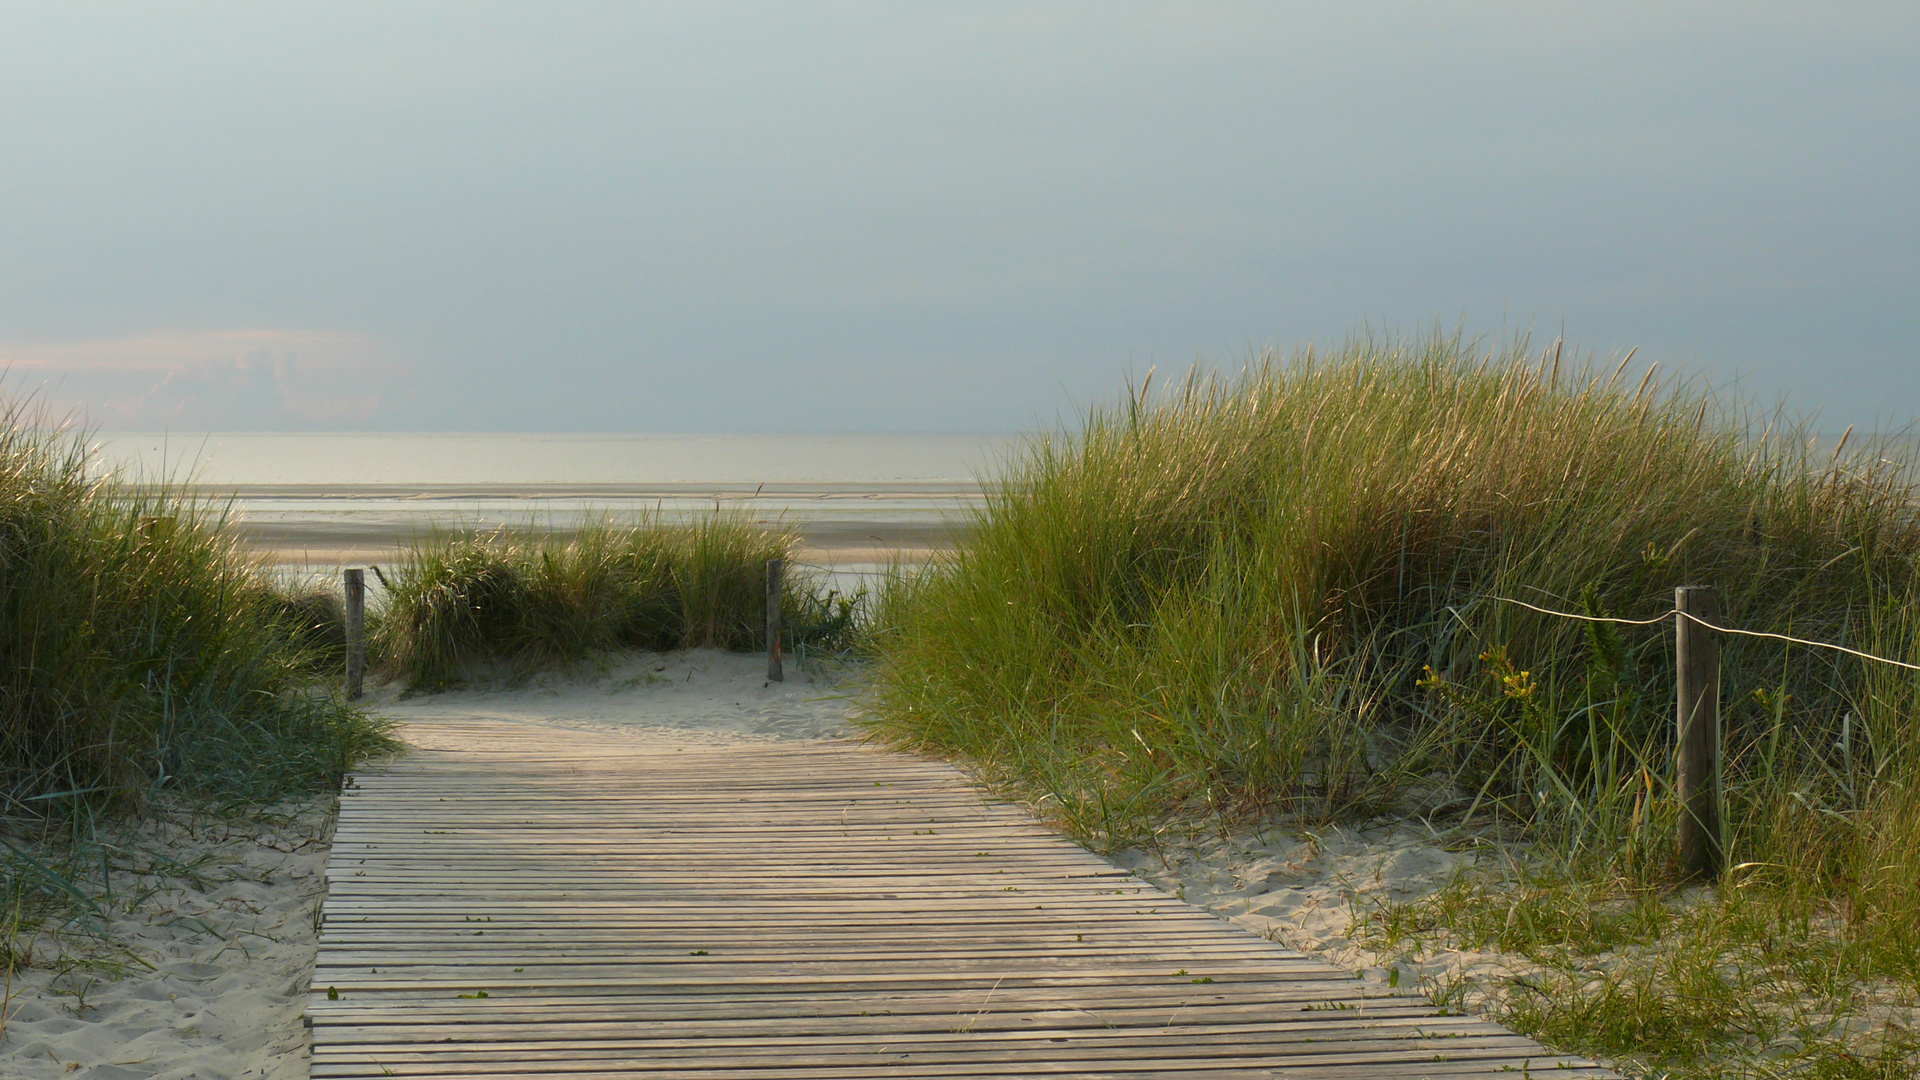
(90, 432), (1030, 572)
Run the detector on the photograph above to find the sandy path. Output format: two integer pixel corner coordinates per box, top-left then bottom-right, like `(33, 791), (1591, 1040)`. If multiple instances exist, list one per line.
(0, 652), (861, 1079)
(0, 653), (1490, 1078)
(364, 649), (863, 742)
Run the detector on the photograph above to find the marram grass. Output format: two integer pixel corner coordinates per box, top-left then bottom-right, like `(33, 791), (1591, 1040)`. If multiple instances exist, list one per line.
(0, 402), (395, 818)
(863, 334), (1920, 1072)
(372, 514), (859, 689)
(1, 395), (397, 948)
(869, 334), (1920, 842)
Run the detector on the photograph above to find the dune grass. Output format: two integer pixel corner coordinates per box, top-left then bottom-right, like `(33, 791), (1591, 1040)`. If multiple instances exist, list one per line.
(863, 333), (1920, 1075)
(0, 399), (396, 947)
(372, 514), (860, 689)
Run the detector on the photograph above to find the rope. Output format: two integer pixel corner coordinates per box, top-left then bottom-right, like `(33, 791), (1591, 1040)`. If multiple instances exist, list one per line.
(1486, 596), (1678, 626)
(1486, 595), (1920, 674)
(1677, 611), (1920, 674)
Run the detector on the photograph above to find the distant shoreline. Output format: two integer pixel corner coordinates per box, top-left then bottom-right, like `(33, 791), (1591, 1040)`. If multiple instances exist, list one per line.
(133, 481), (979, 567)
(118, 479), (992, 499)
(237, 518), (965, 568)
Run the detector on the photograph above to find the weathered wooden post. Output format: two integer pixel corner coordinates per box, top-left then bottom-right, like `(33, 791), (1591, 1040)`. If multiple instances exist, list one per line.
(344, 568), (366, 702)
(766, 558), (784, 683)
(1674, 585), (1722, 881)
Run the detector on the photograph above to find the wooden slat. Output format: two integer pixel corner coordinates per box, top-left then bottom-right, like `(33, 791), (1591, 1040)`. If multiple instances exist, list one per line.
(309, 721), (1613, 1078)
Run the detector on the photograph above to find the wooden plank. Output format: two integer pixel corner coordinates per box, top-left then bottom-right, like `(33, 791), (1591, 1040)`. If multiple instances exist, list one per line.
(312, 1009), (1478, 1032)
(311, 1002), (1459, 1029)
(310, 725), (1613, 1079)
(314, 1035), (1551, 1063)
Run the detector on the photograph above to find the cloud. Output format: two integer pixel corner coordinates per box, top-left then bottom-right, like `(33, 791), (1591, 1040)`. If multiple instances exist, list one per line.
(1, 329), (406, 429)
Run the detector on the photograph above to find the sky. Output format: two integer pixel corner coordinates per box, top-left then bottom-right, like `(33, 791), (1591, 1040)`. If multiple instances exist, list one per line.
(1, 3), (1914, 433)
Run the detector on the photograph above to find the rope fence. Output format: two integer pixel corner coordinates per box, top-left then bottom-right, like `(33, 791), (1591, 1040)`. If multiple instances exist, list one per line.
(335, 552), (1917, 882)
(1486, 595), (1920, 673)
(1483, 587), (1920, 880)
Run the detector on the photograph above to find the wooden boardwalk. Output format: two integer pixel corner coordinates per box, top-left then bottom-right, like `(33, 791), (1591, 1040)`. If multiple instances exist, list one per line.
(309, 720), (1614, 1079)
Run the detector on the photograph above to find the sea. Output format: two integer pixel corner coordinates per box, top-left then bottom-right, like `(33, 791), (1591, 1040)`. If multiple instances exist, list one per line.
(91, 432), (1029, 589)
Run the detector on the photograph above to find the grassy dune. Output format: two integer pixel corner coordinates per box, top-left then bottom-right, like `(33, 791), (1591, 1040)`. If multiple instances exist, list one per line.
(373, 515), (860, 689)
(865, 335), (1920, 1075)
(0, 399), (850, 959)
(0, 408), (394, 815)
(1, 402), (396, 946)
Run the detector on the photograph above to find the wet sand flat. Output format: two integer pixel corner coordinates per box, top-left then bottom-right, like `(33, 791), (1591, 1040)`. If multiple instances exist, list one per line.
(128, 481), (979, 568)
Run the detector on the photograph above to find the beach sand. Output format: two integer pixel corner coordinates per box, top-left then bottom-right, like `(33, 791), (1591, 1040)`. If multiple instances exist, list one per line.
(0, 801), (333, 1080)
(0, 653), (860, 1078)
(1106, 820), (1520, 1005)
(363, 648), (864, 742)
(0, 655), (1484, 1078)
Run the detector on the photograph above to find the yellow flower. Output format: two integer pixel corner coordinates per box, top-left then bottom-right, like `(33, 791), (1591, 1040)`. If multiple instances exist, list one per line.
(1500, 669), (1535, 700)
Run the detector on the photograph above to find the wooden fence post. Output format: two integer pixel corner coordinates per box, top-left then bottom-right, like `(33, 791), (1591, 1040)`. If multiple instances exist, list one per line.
(344, 568), (366, 702)
(1675, 585), (1722, 881)
(766, 558), (784, 683)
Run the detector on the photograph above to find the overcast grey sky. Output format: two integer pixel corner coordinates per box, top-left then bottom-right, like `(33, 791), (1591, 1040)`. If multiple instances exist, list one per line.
(2, 3), (1914, 432)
